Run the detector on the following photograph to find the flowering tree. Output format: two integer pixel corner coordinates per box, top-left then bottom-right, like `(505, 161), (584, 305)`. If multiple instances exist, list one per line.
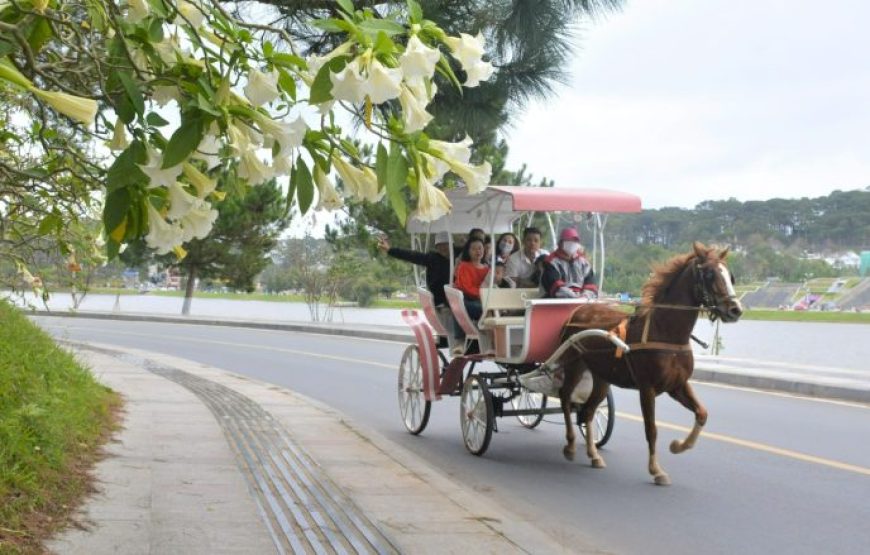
(0, 0), (494, 274)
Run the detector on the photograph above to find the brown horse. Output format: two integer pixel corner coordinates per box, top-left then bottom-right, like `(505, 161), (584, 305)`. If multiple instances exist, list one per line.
(556, 242), (743, 485)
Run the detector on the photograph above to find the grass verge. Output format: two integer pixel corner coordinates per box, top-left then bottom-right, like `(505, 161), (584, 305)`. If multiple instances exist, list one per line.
(0, 300), (121, 554)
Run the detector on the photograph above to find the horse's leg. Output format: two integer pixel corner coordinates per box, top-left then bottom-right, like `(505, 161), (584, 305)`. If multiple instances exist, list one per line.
(578, 377), (609, 469)
(559, 365), (583, 461)
(668, 382), (708, 454)
(639, 386), (670, 485)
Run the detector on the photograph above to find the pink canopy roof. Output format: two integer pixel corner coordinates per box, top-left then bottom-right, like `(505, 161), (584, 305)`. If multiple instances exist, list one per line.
(489, 186), (642, 213)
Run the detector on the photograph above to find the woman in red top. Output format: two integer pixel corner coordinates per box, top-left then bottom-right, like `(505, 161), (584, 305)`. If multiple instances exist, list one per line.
(453, 238), (489, 336)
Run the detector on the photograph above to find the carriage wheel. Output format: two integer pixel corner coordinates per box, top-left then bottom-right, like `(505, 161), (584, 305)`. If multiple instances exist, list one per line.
(510, 388), (546, 429)
(398, 344), (431, 435)
(460, 375), (494, 456)
(579, 388), (615, 448)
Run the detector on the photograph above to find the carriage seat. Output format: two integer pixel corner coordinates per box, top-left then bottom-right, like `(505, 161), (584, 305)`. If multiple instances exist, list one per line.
(479, 288), (541, 328)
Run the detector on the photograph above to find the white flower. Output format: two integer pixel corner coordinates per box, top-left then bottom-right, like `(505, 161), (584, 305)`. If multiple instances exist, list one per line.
(332, 154), (383, 202)
(400, 35), (440, 80)
(109, 119), (129, 151)
(182, 163), (217, 198)
(145, 203), (184, 255)
(314, 165), (343, 210)
(364, 60), (402, 104)
(413, 175), (452, 222)
(139, 149), (184, 189)
(398, 84), (433, 133)
(255, 113), (308, 157)
(237, 150), (272, 186)
(175, 1), (205, 29)
(425, 135), (473, 180)
(449, 159), (491, 194)
(32, 90), (98, 125)
(180, 200), (218, 241)
(329, 58), (367, 103)
(192, 134), (222, 169)
(227, 122), (262, 155)
(152, 85), (180, 107)
(244, 68), (281, 107)
(272, 155), (292, 177)
(444, 32), (486, 70)
(154, 35), (184, 65)
(166, 181), (198, 220)
(127, 0), (150, 23)
(463, 60), (495, 87)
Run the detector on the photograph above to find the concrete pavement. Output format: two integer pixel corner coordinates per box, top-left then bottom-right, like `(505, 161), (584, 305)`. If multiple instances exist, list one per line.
(49, 342), (585, 554)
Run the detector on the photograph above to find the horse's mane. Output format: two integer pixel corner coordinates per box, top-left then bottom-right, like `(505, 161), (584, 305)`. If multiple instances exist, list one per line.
(640, 252), (697, 305)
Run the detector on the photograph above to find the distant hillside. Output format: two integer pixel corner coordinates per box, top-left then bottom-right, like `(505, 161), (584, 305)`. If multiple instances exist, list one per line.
(605, 187), (870, 252)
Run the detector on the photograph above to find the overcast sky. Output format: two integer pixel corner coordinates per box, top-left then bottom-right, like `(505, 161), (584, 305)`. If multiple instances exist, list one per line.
(502, 0), (870, 209)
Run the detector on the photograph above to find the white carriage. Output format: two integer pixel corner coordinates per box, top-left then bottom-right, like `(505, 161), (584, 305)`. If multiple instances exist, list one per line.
(397, 186), (641, 455)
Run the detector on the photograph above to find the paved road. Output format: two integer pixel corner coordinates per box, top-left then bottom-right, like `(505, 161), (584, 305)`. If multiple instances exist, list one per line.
(36, 317), (870, 555)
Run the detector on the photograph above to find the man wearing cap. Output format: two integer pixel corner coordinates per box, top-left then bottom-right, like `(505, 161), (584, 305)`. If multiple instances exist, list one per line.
(378, 232), (452, 306)
(540, 227), (598, 299)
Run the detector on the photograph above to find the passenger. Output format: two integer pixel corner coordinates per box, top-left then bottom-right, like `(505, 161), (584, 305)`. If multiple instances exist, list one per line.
(482, 235), (493, 265)
(378, 231), (451, 307)
(453, 237), (489, 336)
(495, 232), (520, 264)
(483, 260), (515, 289)
(540, 227), (598, 299)
(506, 226), (547, 287)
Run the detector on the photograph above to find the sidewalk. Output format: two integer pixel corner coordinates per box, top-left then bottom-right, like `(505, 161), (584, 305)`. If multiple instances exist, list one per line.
(34, 309), (870, 404)
(49, 342), (585, 555)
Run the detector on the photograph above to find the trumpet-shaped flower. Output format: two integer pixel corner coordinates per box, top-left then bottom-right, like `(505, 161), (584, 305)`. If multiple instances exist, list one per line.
(425, 135), (473, 181)
(139, 149), (184, 189)
(400, 35), (441, 80)
(329, 58), (367, 103)
(166, 181), (198, 221)
(237, 150), (272, 186)
(314, 165), (343, 210)
(175, 1), (205, 29)
(192, 134), (222, 169)
(332, 155), (383, 202)
(255, 113), (308, 157)
(109, 119), (129, 151)
(364, 60), (402, 104)
(33, 89), (98, 125)
(182, 163), (217, 198)
(145, 202), (184, 255)
(444, 32), (486, 70)
(272, 155), (292, 177)
(152, 85), (180, 107)
(413, 175), (452, 223)
(155, 35), (184, 65)
(448, 159), (491, 195)
(463, 60), (495, 88)
(244, 68), (281, 107)
(398, 84), (433, 133)
(180, 200), (219, 242)
(127, 0), (150, 22)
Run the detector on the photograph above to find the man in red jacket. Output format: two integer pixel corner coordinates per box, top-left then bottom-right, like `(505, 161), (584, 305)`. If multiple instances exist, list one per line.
(540, 227), (598, 299)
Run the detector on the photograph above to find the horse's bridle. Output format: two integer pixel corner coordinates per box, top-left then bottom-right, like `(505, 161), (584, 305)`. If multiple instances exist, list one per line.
(692, 261), (737, 321)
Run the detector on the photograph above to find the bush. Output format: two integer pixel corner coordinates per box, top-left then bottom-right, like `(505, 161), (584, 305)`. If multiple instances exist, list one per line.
(0, 301), (119, 551)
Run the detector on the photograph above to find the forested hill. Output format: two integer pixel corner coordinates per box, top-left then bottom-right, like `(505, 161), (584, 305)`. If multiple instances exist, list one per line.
(605, 188), (870, 251)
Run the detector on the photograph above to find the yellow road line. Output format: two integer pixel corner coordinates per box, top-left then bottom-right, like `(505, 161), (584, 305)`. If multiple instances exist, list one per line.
(616, 411), (870, 477)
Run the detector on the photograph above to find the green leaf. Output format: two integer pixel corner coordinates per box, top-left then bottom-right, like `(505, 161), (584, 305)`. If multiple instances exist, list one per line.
(407, 0), (423, 22)
(27, 17), (52, 52)
(37, 214), (61, 236)
(162, 113), (205, 168)
(148, 17), (164, 42)
(376, 143), (388, 188)
(285, 159), (297, 210)
(436, 56), (463, 91)
(277, 68), (296, 100)
(358, 19), (405, 37)
(117, 72), (145, 119)
(336, 0), (355, 15)
(310, 18), (345, 33)
(293, 158), (314, 214)
(374, 31), (394, 57)
(263, 41), (274, 57)
(272, 53), (307, 70)
(107, 141), (148, 191)
(309, 56), (348, 105)
(387, 143), (409, 225)
(103, 187), (131, 241)
(146, 112), (170, 127)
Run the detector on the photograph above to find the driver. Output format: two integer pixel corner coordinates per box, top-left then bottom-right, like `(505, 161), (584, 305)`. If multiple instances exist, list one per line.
(540, 227), (598, 299)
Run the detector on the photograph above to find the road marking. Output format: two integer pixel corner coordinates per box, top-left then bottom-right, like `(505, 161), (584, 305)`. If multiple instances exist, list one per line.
(691, 379), (868, 409)
(43, 325), (396, 370)
(616, 411), (870, 477)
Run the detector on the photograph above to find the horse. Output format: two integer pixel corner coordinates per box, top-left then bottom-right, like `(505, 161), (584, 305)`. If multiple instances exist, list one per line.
(555, 242), (743, 485)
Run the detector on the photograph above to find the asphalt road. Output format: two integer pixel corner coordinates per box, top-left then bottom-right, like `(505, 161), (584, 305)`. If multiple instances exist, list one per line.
(35, 317), (870, 555)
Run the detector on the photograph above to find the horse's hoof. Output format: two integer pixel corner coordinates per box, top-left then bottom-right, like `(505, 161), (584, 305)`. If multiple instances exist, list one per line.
(654, 474), (671, 486)
(591, 457), (606, 469)
(669, 440), (684, 454)
(563, 446), (575, 461)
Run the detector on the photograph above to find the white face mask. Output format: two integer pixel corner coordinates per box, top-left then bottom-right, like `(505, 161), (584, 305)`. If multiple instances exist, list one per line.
(499, 241), (512, 255)
(562, 241), (581, 256)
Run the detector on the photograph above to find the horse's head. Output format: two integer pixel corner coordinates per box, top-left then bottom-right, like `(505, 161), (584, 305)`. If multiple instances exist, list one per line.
(692, 242), (743, 323)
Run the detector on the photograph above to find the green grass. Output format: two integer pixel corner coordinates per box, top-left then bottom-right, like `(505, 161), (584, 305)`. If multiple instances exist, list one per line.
(0, 301), (119, 553)
(741, 309), (870, 323)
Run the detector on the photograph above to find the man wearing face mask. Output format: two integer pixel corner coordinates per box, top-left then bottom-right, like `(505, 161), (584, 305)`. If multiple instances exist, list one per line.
(540, 227), (598, 299)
